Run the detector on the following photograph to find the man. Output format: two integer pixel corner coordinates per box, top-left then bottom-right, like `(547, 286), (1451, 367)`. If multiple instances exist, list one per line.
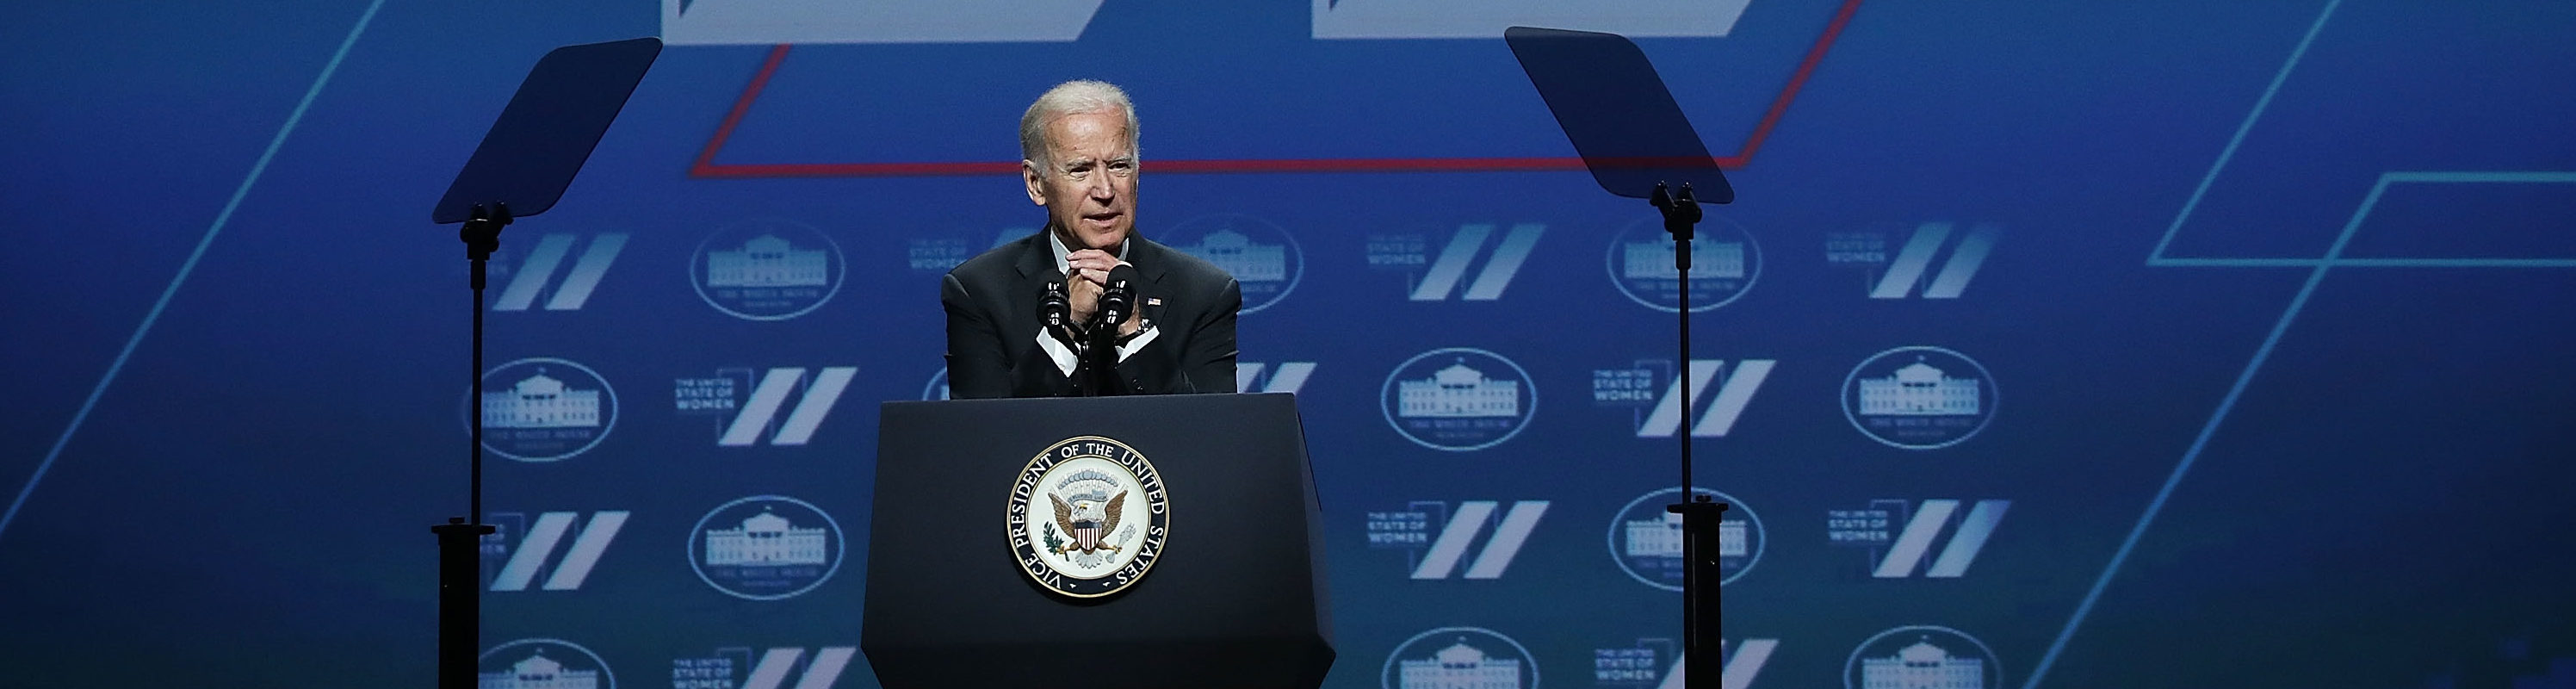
(942, 80), (1240, 398)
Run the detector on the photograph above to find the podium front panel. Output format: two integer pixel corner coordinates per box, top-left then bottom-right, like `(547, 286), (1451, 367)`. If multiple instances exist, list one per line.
(864, 393), (1333, 688)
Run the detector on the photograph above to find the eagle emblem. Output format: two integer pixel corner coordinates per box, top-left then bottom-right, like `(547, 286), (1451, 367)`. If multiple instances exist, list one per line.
(1050, 489), (1127, 555)
(1008, 436), (1170, 598)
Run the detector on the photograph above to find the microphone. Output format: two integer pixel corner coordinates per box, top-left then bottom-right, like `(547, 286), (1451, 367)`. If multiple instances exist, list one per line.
(1087, 264), (1142, 396)
(1040, 271), (1071, 335)
(1040, 271), (1089, 397)
(1096, 264), (1140, 333)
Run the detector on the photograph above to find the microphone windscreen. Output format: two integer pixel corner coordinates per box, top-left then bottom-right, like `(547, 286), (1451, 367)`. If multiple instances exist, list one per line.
(1039, 270), (1070, 326)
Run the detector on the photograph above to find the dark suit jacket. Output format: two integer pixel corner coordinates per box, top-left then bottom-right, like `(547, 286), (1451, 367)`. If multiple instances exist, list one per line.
(942, 232), (1240, 398)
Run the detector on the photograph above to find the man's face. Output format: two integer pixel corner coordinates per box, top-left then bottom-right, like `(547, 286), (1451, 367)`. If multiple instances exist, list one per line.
(1024, 110), (1137, 252)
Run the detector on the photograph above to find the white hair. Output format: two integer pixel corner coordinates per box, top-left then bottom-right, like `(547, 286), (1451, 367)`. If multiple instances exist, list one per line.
(1019, 79), (1139, 168)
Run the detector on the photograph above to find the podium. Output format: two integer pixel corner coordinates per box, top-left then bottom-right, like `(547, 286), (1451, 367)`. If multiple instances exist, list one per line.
(864, 393), (1335, 688)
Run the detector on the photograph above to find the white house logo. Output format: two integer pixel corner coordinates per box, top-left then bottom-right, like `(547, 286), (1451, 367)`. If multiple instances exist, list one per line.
(689, 495), (845, 600)
(1365, 500), (1547, 580)
(1606, 216), (1760, 313)
(489, 233), (627, 312)
(1166, 214), (1303, 313)
(671, 647), (857, 689)
(480, 638), (615, 689)
(1239, 362), (1318, 394)
(1830, 222), (2001, 300)
(1593, 637), (1777, 689)
(1842, 626), (2001, 689)
(1596, 359), (1774, 438)
(474, 357), (618, 462)
(921, 367), (951, 400)
(672, 366), (858, 446)
(1381, 348), (1538, 451)
(1382, 627), (1538, 689)
(1841, 347), (1997, 450)
(1009, 436), (1170, 598)
(1367, 224), (1544, 301)
(1609, 487), (1762, 590)
(483, 511), (629, 592)
(1827, 500), (2010, 579)
(690, 218), (845, 321)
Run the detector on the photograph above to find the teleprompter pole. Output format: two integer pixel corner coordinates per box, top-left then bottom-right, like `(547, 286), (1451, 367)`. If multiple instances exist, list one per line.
(1653, 183), (1728, 687)
(431, 202), (511, 689)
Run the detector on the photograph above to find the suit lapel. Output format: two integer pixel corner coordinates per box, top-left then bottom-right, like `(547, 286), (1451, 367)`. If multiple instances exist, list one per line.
(1011, 231), (1052, 280)
(1129, 237), (1174, 286)
(998, 233), (1052, 360)
(1126, 237), (1175, 332)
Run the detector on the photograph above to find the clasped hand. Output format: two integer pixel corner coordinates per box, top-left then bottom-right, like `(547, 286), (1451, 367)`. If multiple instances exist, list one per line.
(1065, 249), (1142, 338)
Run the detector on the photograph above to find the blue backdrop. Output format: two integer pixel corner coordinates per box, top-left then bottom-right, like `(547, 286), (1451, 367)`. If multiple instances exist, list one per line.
(4, 1), (2573, 687)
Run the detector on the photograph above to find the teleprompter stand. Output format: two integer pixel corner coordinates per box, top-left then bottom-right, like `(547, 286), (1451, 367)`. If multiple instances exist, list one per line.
(427, 36), (660, 689)
(1507, 26), (1737, 688)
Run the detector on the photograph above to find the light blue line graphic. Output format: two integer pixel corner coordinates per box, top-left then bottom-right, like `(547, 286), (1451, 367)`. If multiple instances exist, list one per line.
(1874, 499), (1958, 578)
(2146, 0), (2344, 264)
(2385, 171), (2576, 184)
(1412, 223), (1494, 301)
(2152, 258), (2576, 268)
(1413, 500), (1498, 579)
(771, 365), (858, 446)
(1265, 362), (1317, 394)
(2028, 180), (2373, 686)
(493, 512), (577, 591)
(1460, 500), (1546, 579)
(1925, 500), (2009, 578)
(0, 0), (387, 544)
(1235, 363), (1266, 393)
(720, 368), (807, 446)
(1690, 358), (1773, 438)
(2034, 169), (2576, 687)
(1715, 638), (1778, 689)
(802, 648), (859, 689)
(745, 648), (803, 689)
(1460, 222), (1544, 301)
(544, 233), (627, 310)
(542, 511), (629, 591)
(495, 233), (578, 310)
(1922, 224), (1999, 298)
(1871, 222), (1952, 298)
(1638, 360), (1721, 438)
(2152, 170), (2576, 268)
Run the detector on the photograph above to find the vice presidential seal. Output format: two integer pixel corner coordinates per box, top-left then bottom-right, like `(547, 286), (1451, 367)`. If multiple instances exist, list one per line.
(1008, 436), (1169, 598)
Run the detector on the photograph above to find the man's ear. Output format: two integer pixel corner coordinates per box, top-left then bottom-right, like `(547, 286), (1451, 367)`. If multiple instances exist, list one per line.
(1023, 160), (1048, 207)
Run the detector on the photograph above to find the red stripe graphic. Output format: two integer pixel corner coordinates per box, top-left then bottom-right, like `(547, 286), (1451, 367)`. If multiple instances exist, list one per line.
(688, 0), (1863, 178)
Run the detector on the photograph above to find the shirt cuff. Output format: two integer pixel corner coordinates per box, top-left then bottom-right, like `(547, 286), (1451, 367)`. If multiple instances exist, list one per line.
(1036, 329), (1080, 377)
(1034, 325), (1161, 378)
(1116, 325), (1160, 363)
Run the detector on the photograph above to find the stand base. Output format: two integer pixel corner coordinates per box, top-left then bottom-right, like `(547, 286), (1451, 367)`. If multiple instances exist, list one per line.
(433, 518), (497, 689)
(1669, 499), (1729, 688)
